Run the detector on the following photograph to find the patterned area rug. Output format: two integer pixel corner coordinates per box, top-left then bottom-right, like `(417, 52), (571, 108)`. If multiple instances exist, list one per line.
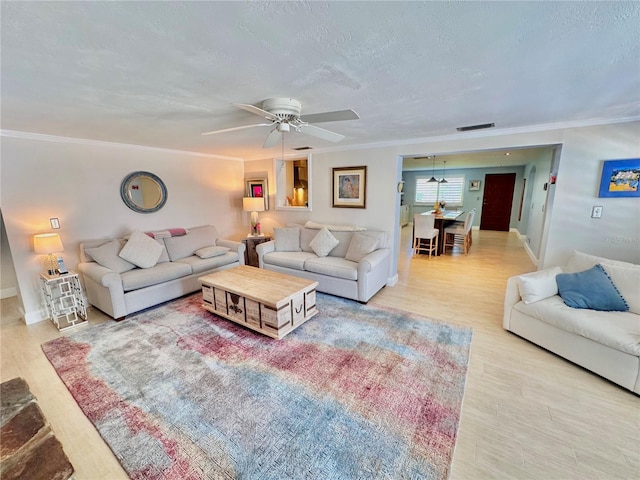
(42, 293), (472, 480)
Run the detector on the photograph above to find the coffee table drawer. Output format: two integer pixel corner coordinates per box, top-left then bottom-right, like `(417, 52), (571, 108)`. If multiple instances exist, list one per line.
(199, 266), (319, 339)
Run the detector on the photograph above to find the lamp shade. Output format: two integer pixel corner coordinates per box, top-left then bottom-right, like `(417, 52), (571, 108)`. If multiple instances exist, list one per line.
(33, 233), (64, 254)
(242, 197), (265, 212)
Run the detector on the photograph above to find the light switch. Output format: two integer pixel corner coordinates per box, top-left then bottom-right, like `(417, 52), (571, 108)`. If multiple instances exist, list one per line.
(591, 206), (603, 218)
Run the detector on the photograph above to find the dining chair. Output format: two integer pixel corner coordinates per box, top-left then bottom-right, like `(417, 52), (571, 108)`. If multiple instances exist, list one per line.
(413, 214), (439, 258)
(443, 210), (474, 254)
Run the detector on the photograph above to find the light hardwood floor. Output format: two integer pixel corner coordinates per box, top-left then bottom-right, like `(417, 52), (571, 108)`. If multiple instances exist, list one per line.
(1, 228), (638, 479)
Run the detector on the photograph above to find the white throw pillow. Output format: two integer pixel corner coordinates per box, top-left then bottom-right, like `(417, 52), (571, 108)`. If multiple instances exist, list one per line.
(194, 246), (229, 259)
(118, 230), (164, 268)
(516, 267), (563, 304)
(85, 240), (136, 273)
(345, 233), (379, 262)
(274, 227), (301, 252)
(601, 263), (640, 315)
(309, 227), (339, 257)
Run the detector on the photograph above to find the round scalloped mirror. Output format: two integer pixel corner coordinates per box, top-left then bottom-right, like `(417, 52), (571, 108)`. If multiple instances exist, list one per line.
(120, 171), (167, 213)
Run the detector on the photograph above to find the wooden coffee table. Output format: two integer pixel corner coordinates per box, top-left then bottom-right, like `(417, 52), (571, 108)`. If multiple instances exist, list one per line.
(199, 265), (318, 339)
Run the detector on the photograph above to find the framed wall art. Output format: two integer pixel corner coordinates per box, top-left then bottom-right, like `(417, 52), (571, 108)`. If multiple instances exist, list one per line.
(598, 158), (640, 198)
(332, 166), (367, 208)
(469, 180), (481, 191)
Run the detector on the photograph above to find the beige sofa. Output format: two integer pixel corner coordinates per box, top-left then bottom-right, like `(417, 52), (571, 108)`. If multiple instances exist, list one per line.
(257, 222), (391, 303)
(78, 225), (244, 319)
(503, 250), (640, 394)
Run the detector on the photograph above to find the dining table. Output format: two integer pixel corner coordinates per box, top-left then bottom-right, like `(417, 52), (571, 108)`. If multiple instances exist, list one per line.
(417, 210), (465, 256)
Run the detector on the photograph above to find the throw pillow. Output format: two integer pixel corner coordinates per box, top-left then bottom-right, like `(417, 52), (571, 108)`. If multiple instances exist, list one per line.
(345, 233), (379, 263)
(517, 266), (563, 304)
(556, 264), (629, 312)
(194, 246), (229, 259)
(274, 227), (301, 252)
(85, 240), (136, 273)
(118, 230), (164, 269)
(309, 227), (339, 257)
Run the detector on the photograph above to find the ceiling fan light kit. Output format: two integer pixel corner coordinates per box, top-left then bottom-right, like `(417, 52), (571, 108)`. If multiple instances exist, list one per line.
(202, 97), (359, 149)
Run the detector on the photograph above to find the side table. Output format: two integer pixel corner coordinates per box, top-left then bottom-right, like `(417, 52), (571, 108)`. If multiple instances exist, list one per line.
(39, 271), (88, 331)
(242, 234), (272, 267)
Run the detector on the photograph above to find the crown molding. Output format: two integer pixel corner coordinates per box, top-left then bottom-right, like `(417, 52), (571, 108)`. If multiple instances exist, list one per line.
(273, 115), (640, 159)
(0, 130), (244, 162)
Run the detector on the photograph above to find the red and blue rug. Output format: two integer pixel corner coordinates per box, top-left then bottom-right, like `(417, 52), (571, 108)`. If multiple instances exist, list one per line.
(42, 293), (472, 479)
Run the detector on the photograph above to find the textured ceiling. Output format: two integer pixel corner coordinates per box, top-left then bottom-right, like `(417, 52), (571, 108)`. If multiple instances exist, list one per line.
(1, 1), (639, 164)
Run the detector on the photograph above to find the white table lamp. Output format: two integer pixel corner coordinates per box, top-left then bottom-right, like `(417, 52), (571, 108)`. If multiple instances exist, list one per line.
(33, 233), (64, 275)
(243, 197), (265, 236)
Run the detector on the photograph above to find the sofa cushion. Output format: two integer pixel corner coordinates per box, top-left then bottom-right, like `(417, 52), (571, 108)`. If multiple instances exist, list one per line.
(174, 252), (238, 275)
(85, 240), (136, 273)
(345, 233), (379, 262)
(120, 262), (192, 291)
(304, 257), (358, 281)
(274, 227), (301, 252)
(517, 267), (562, 304)
(164, 225), (218, 261)
(514, 296), (640, 356)
(195, 246), (229, 259)
(564, 250), (640, 314)
(262, 251), (316, 271)
(556, 265), (628, 312)
(309, 227), (339, 257)
(119, 230), (164, 269)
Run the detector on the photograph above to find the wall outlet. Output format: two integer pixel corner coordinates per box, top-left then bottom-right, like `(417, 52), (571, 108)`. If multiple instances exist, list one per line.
(591, 206), (603, 218)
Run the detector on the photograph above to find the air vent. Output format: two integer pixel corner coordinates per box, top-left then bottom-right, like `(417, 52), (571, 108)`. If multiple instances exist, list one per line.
(456, 123), (495, 132)
(292, 146), (313, 151)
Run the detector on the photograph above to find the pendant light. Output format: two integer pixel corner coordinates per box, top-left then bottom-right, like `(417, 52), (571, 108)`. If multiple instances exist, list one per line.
(427, 155), (438, 183)
(440, 160), (448, 183)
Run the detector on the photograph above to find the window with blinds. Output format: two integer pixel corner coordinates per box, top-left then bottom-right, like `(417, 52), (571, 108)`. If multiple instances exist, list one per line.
(415, 175), (465, 206)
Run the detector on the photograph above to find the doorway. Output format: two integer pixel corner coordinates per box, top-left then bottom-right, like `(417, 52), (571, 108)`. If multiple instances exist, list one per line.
(480, 173), (516, 231)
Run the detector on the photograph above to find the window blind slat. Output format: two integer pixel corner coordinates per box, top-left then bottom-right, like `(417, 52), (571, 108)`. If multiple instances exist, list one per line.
(415, 175), (465, 205)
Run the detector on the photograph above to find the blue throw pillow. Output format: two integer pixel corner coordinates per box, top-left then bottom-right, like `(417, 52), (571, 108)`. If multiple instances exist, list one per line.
(556, 264), (629, 312)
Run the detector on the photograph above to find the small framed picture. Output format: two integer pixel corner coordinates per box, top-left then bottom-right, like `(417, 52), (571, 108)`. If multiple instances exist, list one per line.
(598, 158), (640, 198)
(469, 180), (481, 191)
(332, 166), (367, 208)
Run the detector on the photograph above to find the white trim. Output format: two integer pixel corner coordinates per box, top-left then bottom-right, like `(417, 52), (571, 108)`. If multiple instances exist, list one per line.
(245, 116), (640, 161)
(386, 274), (398, 287)
(523, 241), (539, 267)
(23, 308), (47, 325)
(0, 287), (17, 299)
(0, 130), (244, 162)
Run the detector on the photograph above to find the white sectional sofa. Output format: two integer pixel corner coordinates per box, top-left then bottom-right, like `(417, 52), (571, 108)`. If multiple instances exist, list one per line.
(78, 225), (244, 319)
(256, 222), (391, 303)
(504, 250), (640, 394)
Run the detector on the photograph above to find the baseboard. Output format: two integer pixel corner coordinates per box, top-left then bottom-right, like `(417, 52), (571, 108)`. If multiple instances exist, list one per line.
(523, 242), (539, 267)
(0, 287), (17, 299)
(23, 308), (47, 325)
(386, 274), (398, 287)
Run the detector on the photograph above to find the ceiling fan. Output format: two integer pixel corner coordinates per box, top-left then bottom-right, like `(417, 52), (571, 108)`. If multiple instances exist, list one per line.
(202, 98), (359, 148)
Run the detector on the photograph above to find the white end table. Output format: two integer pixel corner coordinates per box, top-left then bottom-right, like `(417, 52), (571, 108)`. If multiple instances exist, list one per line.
(39, 271), (88, 331)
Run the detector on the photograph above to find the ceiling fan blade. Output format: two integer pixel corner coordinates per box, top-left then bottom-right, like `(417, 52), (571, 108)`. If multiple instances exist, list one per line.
(263, 129), (282, 148)
(299, 124), (345, 143)
(235, 103), (279, 120)
(299, 109), (359, 124)
(201, 123), (273, 135)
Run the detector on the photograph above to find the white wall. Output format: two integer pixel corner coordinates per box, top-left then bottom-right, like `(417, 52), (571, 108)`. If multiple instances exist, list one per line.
(4, 120), (638, 323)
(543, 123), (640, 267)
(249, 120), (639, 274)
(1, 210), (19, 298)
(1, 134), (245, 323)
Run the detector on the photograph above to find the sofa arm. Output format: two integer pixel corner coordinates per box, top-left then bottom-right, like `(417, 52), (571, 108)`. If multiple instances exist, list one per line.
(503, 275), (523, 330)
(77, 262), (122, 288)
(358, 248), (390, 274)
(77, 262), (127, 318)
(217, 239), (246, 265)
(256, 240), (275, 268)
